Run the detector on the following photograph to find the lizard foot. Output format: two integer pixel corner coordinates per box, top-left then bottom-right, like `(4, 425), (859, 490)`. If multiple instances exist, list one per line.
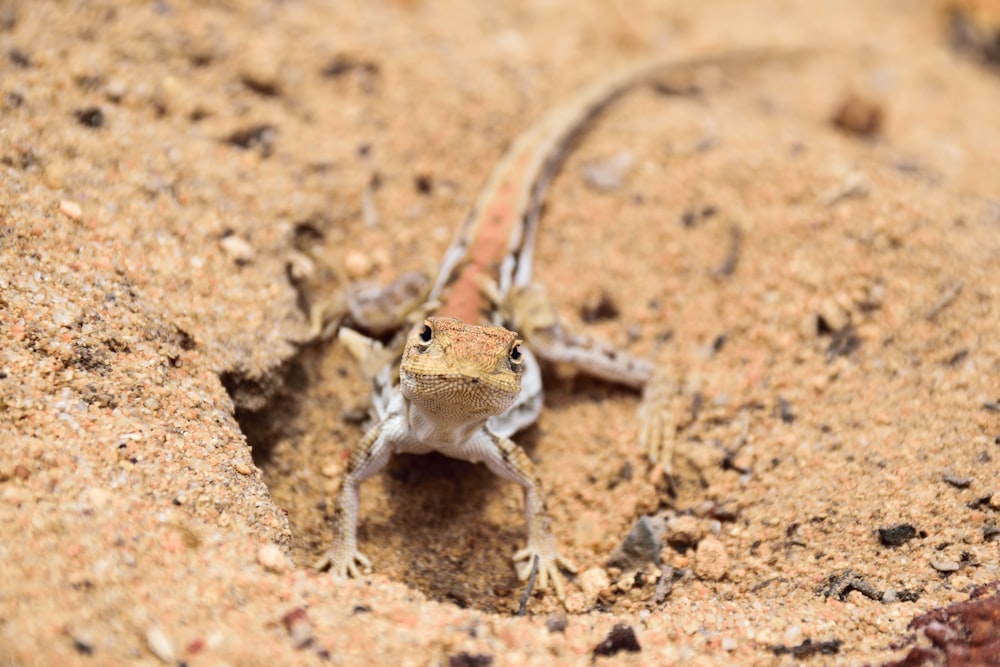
(513, 545), (577, 601)
(638, 365), (676, 473)
(318, 546), (372, 579)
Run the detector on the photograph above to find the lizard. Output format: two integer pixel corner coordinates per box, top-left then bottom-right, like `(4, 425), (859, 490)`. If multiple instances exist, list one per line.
(314, 50), (798, 601)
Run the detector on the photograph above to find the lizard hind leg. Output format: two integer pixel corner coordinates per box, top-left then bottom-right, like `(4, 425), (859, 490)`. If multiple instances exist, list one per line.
(506, 283), (677, 471)
(505, 283), (653, 389)
(638, 362), (677, 474)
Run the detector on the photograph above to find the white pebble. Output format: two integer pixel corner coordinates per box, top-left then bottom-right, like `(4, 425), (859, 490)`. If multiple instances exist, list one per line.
(59, 200), (83, 221)
(258, 544), (291, 573)
(145, 625), (175, 664)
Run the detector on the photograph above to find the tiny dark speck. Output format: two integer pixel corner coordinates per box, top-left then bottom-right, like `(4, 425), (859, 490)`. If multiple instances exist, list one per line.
(75, 107), (105, 128)
(414, 174), (433, 194)
(72, 638), (94, 655)
(8, 48), (31, 67)
(778, 397), (795, 423)
(448, 652), (493, 667)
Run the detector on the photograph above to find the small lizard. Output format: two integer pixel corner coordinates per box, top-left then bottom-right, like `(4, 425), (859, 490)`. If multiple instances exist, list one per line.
(317, 50), (795, 600)
(327, 315), (576, 598)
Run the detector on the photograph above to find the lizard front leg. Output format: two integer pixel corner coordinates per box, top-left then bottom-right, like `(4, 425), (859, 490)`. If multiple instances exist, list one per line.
(322, 416), (397, 578)
(475, 430), (577, 600)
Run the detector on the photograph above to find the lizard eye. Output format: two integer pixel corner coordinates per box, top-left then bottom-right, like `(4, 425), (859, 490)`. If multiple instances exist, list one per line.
(417, 321), (434, 346)
(508, 342), (524, 367)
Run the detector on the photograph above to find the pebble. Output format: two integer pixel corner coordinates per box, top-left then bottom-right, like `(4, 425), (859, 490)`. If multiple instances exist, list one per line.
(44, 162), (68, 189)
(666, 515), (703, 548)
(545, 613), (568, 634)
(258, 544), (291, 573)
(344, 250), (372, 278)
(578, 567), (611, 607)
(281, 608), (313, 649)
(240, 44), (284, 95)
(146, 625), (175, 664)
(59, 200), (83, 221)
(235, 462), (251, 475)
(942, 472), (972, 488)
(817, 297), (851, 332)
(693, 536), (729, 581)
(104, 78), (127, 102)
(930, 559), (960, 573)
(783, 625), (803, 644)
(320, 460), (343, 478)
(606, 515), (661, 569)
(582, 151), (634, 192)
(219, 234), (255, 265)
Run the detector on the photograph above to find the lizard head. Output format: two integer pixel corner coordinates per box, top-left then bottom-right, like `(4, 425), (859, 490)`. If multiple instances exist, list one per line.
(400, 316), (524, 421)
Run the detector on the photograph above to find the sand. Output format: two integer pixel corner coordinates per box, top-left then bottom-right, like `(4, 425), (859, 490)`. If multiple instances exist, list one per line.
(2, 0), (998, 665)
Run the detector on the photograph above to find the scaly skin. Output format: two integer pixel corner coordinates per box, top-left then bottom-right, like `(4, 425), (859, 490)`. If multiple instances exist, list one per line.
(324, 317), (576, 598)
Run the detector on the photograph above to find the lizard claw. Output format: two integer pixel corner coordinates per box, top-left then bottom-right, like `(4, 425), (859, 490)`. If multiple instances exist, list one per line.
(513, 546), (577, 601)
(638, 366), (676, 472)
(320, 546), (372, 579)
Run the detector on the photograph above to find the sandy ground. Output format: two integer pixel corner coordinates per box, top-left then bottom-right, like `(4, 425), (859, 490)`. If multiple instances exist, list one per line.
(2, 0), (999, 665)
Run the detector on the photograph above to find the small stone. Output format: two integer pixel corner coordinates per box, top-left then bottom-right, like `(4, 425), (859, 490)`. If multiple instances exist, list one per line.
(240, 43), (284, 95)
(219, 234), (255, 265)
(52, 305), (79, 327)
(281, 608), (313, 649)
(942, 472), (972, 488)
(578, 567), (611, 607)
(563, 592), (587, 614)
(448, 653), (493, 667)
(878, 523), (918, 547)
(146, 625), (175, 664)
(693, 535), (729, 581)
(582, 151), (634, 192)
(666, 515), (703, 548)
(882, 588), (898, 603)
(59, 200), (83, 221)
(592, 623), (641, 657)
(320, 460), (342, 477)
(105, 79), (127, 102)
(832, 93), (883, 137)
(44, 162), (68, 189)
(258, 544), (290, 573)
(235, 462), (251, 475)
(817, 297), (850, 333)
(545, 613), (568, 633)
(930, 559), (961, 573)
(783, 625), (803, 644)
(344, 250), (372, 278)
(606, 515), (661, 569)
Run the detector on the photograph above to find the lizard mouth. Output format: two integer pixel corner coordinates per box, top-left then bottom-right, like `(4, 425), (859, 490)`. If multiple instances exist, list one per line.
(399, 369), (520, 417)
